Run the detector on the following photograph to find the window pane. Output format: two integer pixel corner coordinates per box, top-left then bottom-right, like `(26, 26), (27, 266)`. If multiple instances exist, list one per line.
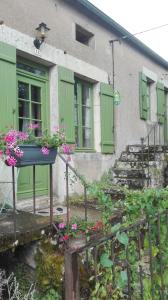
(19, 100), (29, 118)
(82, 107), (90, 127)
(18, 82), (29, 99)
(17, 63), (46, 76)
(82, 128), (91, 148)
(32, 103), (41, 120)
(34, 122), (42, 137)
(82, 85), (90, 106)
(74, 105), (78, 126)
(75, 126), (79, 147)
(19, 118), (29, 132)
(31, 85), (41, 103)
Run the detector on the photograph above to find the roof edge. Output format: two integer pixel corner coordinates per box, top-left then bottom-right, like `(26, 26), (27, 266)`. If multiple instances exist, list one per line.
(73, 0), (168, 69)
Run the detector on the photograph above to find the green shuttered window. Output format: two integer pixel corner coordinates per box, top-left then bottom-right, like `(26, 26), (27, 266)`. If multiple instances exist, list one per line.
(58, 67), (115, 153)
(100, 83), (114, 154)
(157, 82), (165, 124)
(58, 66), (94, 149)
(58, 66), (75, 144)
(0, 41), (16, 131)
(139, 72), (148, 120)
(74, 78), (93, 149)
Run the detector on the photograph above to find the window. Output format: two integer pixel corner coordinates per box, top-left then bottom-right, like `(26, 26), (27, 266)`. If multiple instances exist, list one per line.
(17, 62), (46, 77)
(74, 78), (93, 149)
(146, 79), (152, 120)
(139, 72), (154, 121)
(18, 81), (42, 136)
(75, 24), (95, 48)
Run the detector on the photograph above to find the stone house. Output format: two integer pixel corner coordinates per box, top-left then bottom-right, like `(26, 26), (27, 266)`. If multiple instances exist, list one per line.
(0, 0), (168, 207)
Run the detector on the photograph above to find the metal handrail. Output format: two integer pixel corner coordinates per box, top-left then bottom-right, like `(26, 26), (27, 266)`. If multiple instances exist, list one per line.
(140, 122), (160, 187)
(141, 122), (158, 143)
(57, 153), (88, 187)
(57, 153), (89, 230)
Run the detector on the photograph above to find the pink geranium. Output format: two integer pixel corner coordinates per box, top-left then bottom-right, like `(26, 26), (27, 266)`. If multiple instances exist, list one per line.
(41, 147), (50, 155)
(6, 156), (17, 166)
(14, 147), (24, 158)
(5, 149), (11, 155)
(58, 222), (66, 229)
(71, 223), (77, 230)
(0, 125), (67, 166)
(4, 130), (17, 144)
(18, 132), (29, 141)
(28, 123), (39, 130)
(62, 144), (71, 155)
(63, 235), (69, 241)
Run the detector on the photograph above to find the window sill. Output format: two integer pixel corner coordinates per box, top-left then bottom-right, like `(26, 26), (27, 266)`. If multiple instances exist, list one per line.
(75, 148), (96, 153)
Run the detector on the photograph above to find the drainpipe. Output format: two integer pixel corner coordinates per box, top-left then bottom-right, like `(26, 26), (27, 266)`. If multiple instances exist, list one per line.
(109, 39), (120, 154)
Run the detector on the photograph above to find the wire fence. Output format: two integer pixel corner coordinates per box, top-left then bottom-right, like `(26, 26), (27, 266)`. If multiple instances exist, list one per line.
(65, 210), (168, 300)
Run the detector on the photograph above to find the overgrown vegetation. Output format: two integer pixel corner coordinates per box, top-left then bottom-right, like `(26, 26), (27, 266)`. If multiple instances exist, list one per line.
(85, 185), (168, 299)
(2, 167), (168, 299)
(0, 269), (35, 300)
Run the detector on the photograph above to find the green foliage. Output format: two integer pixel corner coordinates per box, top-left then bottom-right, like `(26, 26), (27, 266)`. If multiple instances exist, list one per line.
(100, 253), (113, 268)
(35, 239), (64, 294)
(87, 184), (168, 299)
(116, 232), (129, 246)
(117, 270), (128, 289)
(34, 289), (61, 300)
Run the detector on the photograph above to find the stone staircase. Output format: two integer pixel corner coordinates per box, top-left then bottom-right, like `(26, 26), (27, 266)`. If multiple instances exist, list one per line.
(112, 145), (167, 189)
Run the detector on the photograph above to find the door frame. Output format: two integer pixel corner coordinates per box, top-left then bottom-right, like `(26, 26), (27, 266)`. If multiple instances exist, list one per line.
(16, 58), (50, 199)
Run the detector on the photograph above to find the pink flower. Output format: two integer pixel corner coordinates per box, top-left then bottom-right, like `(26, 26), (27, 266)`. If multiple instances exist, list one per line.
(4, 131), (17, 144)
(58, 222), (66, 229)
(18, 132), (29, 141)
(6, 156), (17, 166)
(71, 223), (77, 230)
(28, 123), (39, 130)
(41, 147), (50, 155)
(63, 235), (69, 241)
(62, 144), (71, 155)
(14, 147), (24, 158)
(5, 149), (11, 155)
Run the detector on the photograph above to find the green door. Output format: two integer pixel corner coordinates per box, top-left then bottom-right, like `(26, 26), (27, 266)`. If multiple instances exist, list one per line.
(17, 71), (49, 199)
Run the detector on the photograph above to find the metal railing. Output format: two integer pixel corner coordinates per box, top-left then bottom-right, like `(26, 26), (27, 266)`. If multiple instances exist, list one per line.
(57, 153), (89, 230)
(64, 210), (168, 300)
(140, 122), (163, 187)
(0, 152), (89, 250)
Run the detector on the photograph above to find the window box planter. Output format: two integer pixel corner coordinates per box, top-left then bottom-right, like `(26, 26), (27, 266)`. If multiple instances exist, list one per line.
(10, 145), (57, 167)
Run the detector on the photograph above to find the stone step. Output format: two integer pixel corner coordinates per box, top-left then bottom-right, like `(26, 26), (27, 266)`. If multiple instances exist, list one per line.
(113, 168), (146, 179)
(120, 151), (156, 162)
(127, 145), (168, 154)
(114, 160), (148, 169)
(113, 177), (147, 189)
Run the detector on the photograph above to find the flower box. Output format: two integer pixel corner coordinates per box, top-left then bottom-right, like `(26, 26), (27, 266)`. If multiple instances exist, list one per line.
(11, 145), (57, 167)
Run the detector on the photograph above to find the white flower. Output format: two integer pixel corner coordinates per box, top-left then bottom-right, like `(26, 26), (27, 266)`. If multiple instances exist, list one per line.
(12, 240), (19, 247)
(41, 230), (45, 235)
(50, 239), (57, 245)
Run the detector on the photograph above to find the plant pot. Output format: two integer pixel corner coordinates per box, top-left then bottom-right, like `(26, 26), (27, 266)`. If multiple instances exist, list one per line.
(11, 145), (57, 167)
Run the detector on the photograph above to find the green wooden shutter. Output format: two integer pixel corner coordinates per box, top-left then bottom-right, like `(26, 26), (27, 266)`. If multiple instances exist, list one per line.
(58, 66), (75, 144)
(157, 82), (165, 124)
(0, 41), (16, 131)
(139, 72), (148, 120)
(100, 83), (114, 154)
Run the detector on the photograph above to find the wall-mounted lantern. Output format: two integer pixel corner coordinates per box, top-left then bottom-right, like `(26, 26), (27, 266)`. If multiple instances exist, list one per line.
(33, 22), (50, 49)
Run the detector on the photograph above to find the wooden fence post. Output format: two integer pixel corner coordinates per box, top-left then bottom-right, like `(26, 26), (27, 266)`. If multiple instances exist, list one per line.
(65, 250), (80, 300)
